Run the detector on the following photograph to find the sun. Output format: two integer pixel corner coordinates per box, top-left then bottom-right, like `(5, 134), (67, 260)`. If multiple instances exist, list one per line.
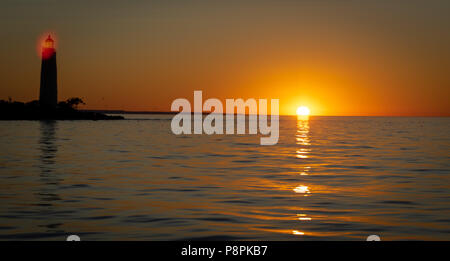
(296, 106), (310, 116)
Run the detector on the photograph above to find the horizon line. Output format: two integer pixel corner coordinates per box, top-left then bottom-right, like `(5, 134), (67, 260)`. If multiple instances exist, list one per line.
(82, 109), (450, 117)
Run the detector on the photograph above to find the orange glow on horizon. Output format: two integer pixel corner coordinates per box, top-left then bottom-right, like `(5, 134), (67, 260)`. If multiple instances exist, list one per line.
(0, 2), (445, 117)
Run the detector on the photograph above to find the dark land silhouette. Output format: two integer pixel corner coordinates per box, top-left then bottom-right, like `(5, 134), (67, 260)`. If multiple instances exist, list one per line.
(0, 98), (123, 120)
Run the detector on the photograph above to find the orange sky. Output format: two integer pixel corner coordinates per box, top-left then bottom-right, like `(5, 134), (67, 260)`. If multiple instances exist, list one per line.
(0, 1), (449, 116)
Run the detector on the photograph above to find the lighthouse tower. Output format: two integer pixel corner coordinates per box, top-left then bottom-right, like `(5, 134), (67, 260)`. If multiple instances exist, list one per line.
(39, 35), (57, 110)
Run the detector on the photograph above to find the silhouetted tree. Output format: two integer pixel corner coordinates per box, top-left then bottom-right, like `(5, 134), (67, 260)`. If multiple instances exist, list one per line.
(66, 97), (85, 109)
(58, 97), (85, 110)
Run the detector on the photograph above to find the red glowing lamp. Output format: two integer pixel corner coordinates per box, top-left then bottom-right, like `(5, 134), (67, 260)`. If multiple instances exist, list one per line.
(43, 35), (54, 49)
(40, 34), (56, 60)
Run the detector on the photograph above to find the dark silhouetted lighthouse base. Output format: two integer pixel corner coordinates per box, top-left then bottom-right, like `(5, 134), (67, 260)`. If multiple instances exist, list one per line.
(39, 35), (57, 110)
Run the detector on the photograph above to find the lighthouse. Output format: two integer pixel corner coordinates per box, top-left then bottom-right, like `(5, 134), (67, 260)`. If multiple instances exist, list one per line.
(39, 35), (57, 110)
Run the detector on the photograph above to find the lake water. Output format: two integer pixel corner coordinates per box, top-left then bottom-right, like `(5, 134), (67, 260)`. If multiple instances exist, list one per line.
(0, 115), (449, 240)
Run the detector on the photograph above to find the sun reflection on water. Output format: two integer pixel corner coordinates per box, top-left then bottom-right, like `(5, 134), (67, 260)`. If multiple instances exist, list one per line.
(297, 214), (312, 221)
(293, 185), (310, 194)
(293, 117), (313, 234)
(292, 230), (305, 235)
(295, 118), (312, 196)
(296, 118), (310, 146)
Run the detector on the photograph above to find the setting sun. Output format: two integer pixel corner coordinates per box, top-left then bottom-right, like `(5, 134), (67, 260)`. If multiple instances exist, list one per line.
(296, 106), (310, 116)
